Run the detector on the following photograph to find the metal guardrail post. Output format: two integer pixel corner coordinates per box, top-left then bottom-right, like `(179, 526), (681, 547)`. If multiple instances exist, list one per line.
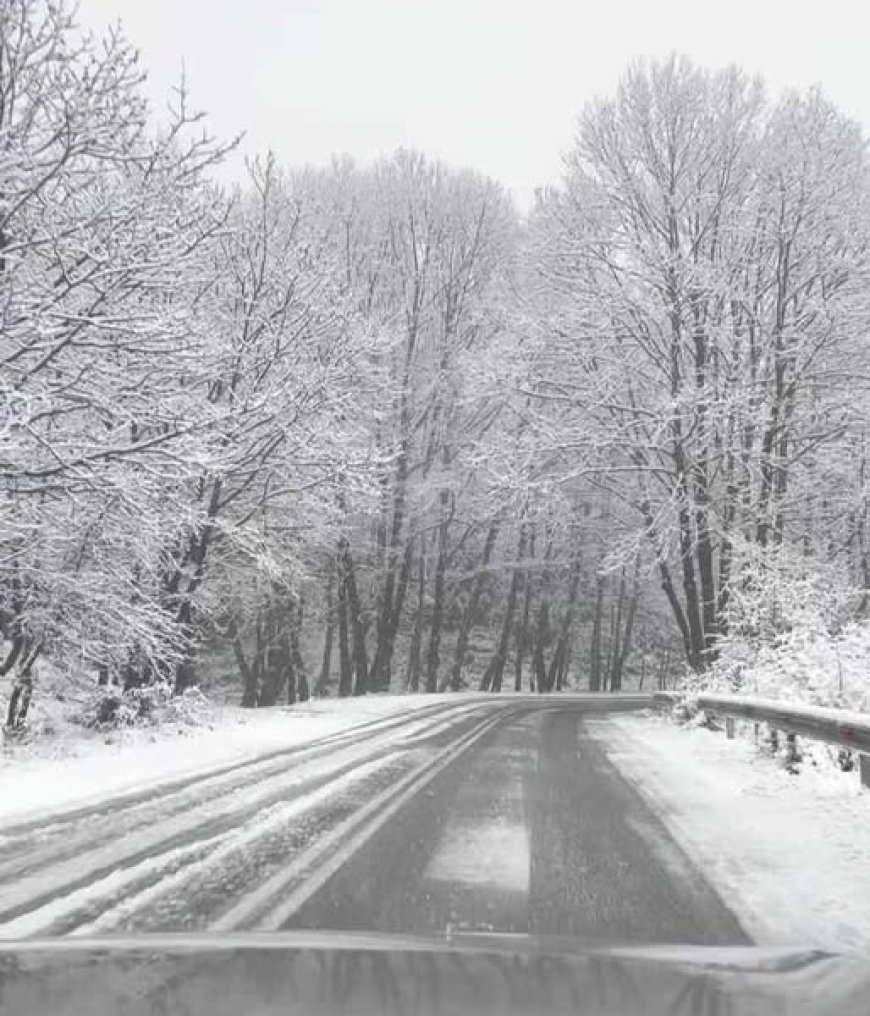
(785, 732), (800, 771)
(652, 692), (870, 790)
(693, 693), (870, 790)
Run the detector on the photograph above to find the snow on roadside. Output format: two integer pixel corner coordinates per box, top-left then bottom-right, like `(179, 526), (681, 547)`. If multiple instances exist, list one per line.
(0, 694), (479, 827)
(585, 713), (870, 951)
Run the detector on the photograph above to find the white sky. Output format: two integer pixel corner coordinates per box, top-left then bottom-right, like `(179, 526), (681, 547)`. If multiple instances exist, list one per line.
(74, 0), (869, 209)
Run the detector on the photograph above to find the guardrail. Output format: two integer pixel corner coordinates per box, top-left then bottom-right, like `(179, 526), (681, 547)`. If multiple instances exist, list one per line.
(653, 691), (870, 789)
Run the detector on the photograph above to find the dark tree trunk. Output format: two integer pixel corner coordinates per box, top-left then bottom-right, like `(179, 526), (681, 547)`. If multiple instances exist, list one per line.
(336, 562), (353, 698)
(370, 538), (413, 694)
(532, 592), (551, 693)
(519, 526), (536, 692)
(170, 478), (224, 695)
(481, 527), (527, 693)
(173, 614), (198, 696)
(4, 647), (39, 730)
(546, 553), (581, 693)
(235, 633), (259, 708)
(5, 677), (32, 730)
(657, 648), (672, 691)
(513, 571), (529, 692)
(339, 540), (369, 696)
(381, 540), (413, 690)
(285, 653), (297, 705)
(640, 497), (694, 668)
(314, 564), (335, 696)
(0, 635), (24, 677)
(589, 574), (605, 692)
(370, 439), (409, 692)
(611, 560), (639, 692)
(259, 642), (289, 707)
(425, 490), (452, 693)
(676, 477), (705, 672)
(281, 632), (297, 706)
(556, 641), (572, 691)
(447, 519), (500, 692)
(406, 539), (426, 692)
(695, 480), (718, 662)
(289, 599), (309, 703)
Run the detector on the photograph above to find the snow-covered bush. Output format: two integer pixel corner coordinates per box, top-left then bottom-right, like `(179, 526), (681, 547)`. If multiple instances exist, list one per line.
(74, 683), (213, 731)
(76, 684), (165, 729)
(689, 543), (870, 710)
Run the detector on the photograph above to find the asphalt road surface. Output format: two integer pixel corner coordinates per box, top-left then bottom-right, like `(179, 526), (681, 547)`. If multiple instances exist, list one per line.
(0, 700), (749, 947)
(281, 707), (750, 945)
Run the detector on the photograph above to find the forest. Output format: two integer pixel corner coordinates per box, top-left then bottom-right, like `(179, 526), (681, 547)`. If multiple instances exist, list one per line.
(3, 0), (870, 729)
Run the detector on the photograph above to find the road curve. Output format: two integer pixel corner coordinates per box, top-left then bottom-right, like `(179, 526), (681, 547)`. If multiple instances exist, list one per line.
(280, 707), (750, 946)
(0, 699), (749, 947)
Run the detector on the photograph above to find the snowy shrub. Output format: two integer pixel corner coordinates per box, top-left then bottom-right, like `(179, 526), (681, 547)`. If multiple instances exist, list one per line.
(703, 620), (870, 712)
(672, 698), (701, 725)
(686, 542), (870, 711)
(160, 687), (214, 727)
(76, 682), (175, 730)
(77, 682), (219, 733)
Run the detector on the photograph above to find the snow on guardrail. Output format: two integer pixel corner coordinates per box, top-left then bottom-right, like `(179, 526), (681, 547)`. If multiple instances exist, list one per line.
(652, 690), (870, 787)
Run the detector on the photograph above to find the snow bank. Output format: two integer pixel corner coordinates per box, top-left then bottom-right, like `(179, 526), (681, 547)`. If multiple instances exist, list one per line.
(586, 713), (870, 951)
(0, 694), (477, 827)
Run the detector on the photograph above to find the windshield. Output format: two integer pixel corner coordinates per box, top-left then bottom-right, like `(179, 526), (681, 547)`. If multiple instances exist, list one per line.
(2, 2), (870, 1014)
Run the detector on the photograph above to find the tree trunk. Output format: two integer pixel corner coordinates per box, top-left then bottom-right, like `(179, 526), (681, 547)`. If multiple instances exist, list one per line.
(170, 477), (223, 694)
(4, 647), (39, 730)
(480, 525), (526, 692)
(520, 526), (536, 691)
(640, 497), (694, 667)
(235, 633), (259, 707)
(676, 480), (705, 671)
(604, 603), (617, 691)
(612, 560), (640, 692)
(259, 641), (289, 707)
(285, 640), (297, 705)
(532, 595), (551, 694)
(406, 538), (426, 691)
(446, 519), (500, 692)
(556, 640), (572, 692)
(370, 438), (410, 692)
(289, 597), (309, 702)
(339, 540), (369, 696)
(657, 648), (672, 691)
(425, 490), (452, 693)
(336, 561), (353, 698)
(314, 564), (335, 696)
(546, 553), (581, 693)
(589, 574), (605, 692)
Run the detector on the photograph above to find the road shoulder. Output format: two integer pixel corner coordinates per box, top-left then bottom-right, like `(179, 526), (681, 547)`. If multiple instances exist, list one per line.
(585, 713), (870, 951)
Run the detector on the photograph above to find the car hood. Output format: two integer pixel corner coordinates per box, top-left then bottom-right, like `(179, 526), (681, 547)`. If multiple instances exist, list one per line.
(0, 930), (865, 1016)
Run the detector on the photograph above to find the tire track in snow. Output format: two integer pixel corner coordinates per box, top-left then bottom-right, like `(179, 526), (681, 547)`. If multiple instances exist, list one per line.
(0, 753), (410, 939)
(0, 704), (491, 887)
(0, 703), (497, 937)
(0, 699), (489, 842)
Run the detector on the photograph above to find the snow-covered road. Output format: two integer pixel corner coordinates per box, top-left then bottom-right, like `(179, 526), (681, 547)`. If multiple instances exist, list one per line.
(0, 699), (499, 938)
(586, 713), (870, 951)
(0, 693), (487, 826)
(4, 699), (866, 955)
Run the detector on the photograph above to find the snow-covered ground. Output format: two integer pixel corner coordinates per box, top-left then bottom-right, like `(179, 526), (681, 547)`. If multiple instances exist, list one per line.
(587, 712), (870, 951)
(0, 694), (482, 827)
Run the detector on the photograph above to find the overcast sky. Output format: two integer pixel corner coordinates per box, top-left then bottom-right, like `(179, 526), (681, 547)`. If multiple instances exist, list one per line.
(75, 0), (868, 209)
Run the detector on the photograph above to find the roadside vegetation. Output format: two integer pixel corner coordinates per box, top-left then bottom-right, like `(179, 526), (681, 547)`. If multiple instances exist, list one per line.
(4, 0), (870, 741)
